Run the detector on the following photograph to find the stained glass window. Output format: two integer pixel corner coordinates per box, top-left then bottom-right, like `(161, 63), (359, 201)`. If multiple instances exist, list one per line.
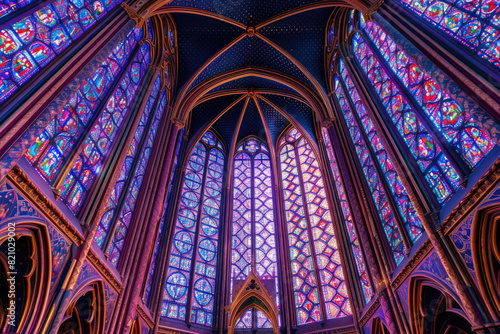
(25, 27), (141, 181)
(235, 308), (273, 329)
(94, 72), (162, 251)
(334, 59), (415, 265)
(0, 0), (124, 102)
(339, 59), (424, 244)
(162, 131), (225, 327)
(231, 138), (279, 329)
(279, 127), (351, 325)
(144, 127), (185, 304)
(394, 0), (500, 67)
(360, 20), (495, 170)
(321, 127), (373, 304)
(106, 88), (167, 266)
(353, 31), (460, 203)
(59, 43), (150, 214)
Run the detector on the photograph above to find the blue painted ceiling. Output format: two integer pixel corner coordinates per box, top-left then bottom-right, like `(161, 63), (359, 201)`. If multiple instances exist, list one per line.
(167, 0), (333, 149)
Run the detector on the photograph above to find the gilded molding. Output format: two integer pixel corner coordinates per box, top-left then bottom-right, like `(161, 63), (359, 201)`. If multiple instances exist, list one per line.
(359, 298), (381, 326)
(441, 157), (500, 235)
(136, 304), (154, 328)
(87, 249), (123, 293)
(121, 3), (145, 27)
(391, 239), (433, 289)
(7, 166), (84, 246)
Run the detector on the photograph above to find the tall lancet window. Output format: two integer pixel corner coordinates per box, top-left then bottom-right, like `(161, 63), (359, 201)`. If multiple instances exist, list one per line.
(162, 131), (225, 327)
(279, 127), (351, 325)
(231, 138), (279, 329)
(334, 60), (422, 265)
(351, 14), (495, 203)
(321, 127), (373, 304)
(25, 29), (150, 214)
(0, 0), (126, 103)
(393, 0), (500, 68)
(94, 72), (168, 266)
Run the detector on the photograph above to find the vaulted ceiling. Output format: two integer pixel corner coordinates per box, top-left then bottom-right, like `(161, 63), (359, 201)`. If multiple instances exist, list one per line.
(150, 0), (352, 148)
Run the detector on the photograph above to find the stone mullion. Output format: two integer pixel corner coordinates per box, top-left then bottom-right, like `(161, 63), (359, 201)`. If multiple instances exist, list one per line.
(271, 139), (298, 332)
(50, 41), (145, 199)
(0, 10), (134, 180)
(338, 61), (413, 257)
(325, 107), (404, 334)
(359, 29), (471, 185)
(148, 128), (186, 315)
(212, 153), (230, 333)
(377, 5), (500, 128)
(217, 144), (236, 332)
(343, 31), (493, 332)
(316, 124), (363, 331)
(110, 117), (181, 334)
(152, 132), (188, 334)
(95, 67), (160, 254)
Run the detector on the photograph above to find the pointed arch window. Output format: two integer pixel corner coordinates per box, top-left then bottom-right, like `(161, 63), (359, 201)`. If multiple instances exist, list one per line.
(0, 0), (126, 102)
(25, 27), (141, 179)
(144, 127), (185, 305)
(393, 0), (500, 68)
(230, 138), (279, 329)
(92, 70), (167, 266)
(26, 30), (150, 214)
(321, 127), (373, 304)
(350, 15), (496, 204)
(334, 58), (424, 264)
(59, 42), (150, 213)
(162, 131), (225, 327)
(279, 127), (351, 325)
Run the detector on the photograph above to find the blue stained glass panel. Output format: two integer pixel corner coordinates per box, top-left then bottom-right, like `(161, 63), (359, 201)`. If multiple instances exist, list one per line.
(0, 0), (124, 102)
(26, 27), (140, 181)
(60, 43), (150, 214)
(94, 72), (161, 249)
(107, 90), (167, 266)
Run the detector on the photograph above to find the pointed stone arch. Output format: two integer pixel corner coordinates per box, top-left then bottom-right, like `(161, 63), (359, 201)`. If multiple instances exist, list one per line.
(57, 280), (105, 334)
(471, 204), (500, 320)
(228, 272), (279, 334)
(0, 220), (51, 333)
(408, 275), (473, 334)
(371, 317), (389, 334)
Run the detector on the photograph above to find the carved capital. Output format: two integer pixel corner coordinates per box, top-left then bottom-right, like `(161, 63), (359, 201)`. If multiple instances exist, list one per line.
(170, 117), (185, 129)
(121, 3), (145, 27)
(322, 117), (336, 128)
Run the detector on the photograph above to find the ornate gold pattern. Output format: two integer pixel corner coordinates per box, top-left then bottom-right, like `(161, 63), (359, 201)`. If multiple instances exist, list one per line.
(87, 249), (123, 293)
(441, 158), (500, 235)
(391, 240), (433, 289)
(7, 166), (84, 246)
(359, 298), (381, 326)
(136, 304), (154, 328)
